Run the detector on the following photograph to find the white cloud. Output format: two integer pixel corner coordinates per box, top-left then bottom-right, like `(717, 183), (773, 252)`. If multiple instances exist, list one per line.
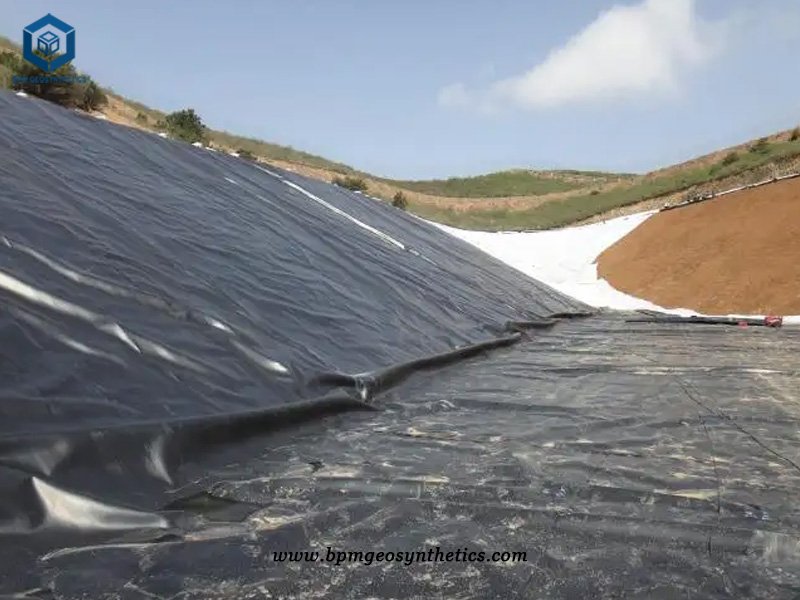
(437, 83), (470, 109)
(439, 0), (727, 112)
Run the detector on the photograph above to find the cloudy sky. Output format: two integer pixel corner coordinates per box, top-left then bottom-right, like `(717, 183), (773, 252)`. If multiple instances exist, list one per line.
(3, 0), (800, 178)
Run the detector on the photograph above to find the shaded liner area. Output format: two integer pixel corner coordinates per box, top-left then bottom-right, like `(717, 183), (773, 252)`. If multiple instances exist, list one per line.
(12, 316), (800, 599)
(0, 328), (544, 543)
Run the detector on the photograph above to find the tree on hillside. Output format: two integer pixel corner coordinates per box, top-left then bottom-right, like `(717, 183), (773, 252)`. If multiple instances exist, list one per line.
(164, 108), (206, 143)
(79, 80), (107, 111)
(1, 49), (107, 110)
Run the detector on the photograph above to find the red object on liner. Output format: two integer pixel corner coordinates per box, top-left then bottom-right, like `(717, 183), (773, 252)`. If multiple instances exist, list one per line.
(764, 316), (783, 328)
(738, 321), (748, 328)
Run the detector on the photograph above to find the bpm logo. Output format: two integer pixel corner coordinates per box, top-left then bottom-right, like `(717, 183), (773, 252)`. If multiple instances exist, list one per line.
(23, 14), (75, 72)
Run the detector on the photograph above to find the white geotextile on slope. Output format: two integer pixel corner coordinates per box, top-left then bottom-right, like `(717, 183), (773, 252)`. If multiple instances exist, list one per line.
(429, 213), (800, 324)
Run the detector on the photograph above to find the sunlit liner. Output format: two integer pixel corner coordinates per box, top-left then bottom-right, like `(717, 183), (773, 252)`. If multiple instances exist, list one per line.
(9, 306), (126, 366)
(0, 269), (215, 372)
(3, 235), (146, 300)
(252, 166), (407, 251)
(32, 477), (169, 531)
(231, 340), (290, 375)
(2, 236), (236, 334)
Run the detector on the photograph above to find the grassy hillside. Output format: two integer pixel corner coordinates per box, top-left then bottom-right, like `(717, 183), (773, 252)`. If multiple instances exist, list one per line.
(0, 36), (18, 52)
(99, 92), (355, 173)
(3, 34), (799, 230)
(206, 130), (354, 174)
(414, 136), (800, 230)
(0, 35), (19, 87)
(384, 169), (631, 198)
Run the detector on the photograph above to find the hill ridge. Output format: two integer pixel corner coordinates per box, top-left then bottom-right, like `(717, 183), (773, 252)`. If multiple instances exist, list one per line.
(2, 34), (798, 230)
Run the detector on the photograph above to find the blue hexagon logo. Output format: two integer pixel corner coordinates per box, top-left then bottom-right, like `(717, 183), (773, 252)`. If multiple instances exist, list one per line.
(23, 14), (75, 73)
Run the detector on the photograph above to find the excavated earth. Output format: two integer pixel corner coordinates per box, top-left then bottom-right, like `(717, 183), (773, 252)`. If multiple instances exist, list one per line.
(598, 177), (800, 315)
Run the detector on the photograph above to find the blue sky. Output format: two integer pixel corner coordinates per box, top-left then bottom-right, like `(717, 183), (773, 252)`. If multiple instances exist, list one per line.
(3, 1), (800, 179)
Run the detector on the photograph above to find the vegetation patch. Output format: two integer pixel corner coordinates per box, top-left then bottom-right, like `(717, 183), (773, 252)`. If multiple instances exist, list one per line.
(749, 138), (770, 155)
(332, 175), (368, 192)
(720, 152), (739, 167)
(387, 169), (630, 198)
(161, 108), (206, 144)
(1, 48), (106, 111)
(392, 191), (408, 210)
(415, 138), (800, 230)
(237, 148), (256, 161)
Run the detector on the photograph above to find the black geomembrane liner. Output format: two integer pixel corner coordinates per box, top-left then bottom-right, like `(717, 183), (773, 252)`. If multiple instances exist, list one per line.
(1, 92), (799, 598)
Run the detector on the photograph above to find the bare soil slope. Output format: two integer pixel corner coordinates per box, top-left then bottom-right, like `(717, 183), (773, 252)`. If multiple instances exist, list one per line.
(597, 177), (800, 315)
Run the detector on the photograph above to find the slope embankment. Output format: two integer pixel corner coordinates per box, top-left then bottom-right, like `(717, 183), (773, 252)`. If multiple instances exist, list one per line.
(597, 177), (800, 315)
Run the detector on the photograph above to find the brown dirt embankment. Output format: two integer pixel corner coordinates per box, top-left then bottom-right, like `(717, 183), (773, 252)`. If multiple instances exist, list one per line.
(597, 177), (800, 315)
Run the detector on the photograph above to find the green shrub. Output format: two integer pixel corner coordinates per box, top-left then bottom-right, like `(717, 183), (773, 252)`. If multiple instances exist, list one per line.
(749, 137), (769, 154)
(0, 63), (12, 89)
(12, 58), (79, 106)
(135, 112), (148, 124)
(590, 189), (600, 195)
(392, 191), (408, 210)
(0, 51), (18, 88)
(164, 108), (206, 143)
(2, 50), (106, 112)
(237, 148), (256, 161)
(78, 80), (107, 111)
(721, 151), (739, 166)
(791, 128), (800, 142)
(0, 51), (17, 66)
(332, 175), (368, 192)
